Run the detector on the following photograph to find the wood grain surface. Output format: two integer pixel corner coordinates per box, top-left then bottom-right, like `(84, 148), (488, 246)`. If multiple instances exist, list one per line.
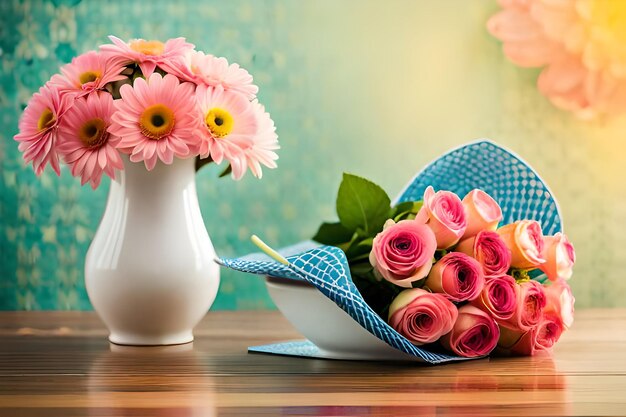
(0, 309), (625, 416)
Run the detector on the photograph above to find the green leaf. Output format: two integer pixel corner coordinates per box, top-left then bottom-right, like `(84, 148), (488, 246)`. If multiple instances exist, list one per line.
(392, 201), (423, 222)
(344, 237), (374, 260)
(336, 173), (391, 236)
(350, 262), (374, 276)
(313, 222), (354, 245)
(392, 201), (415, 215)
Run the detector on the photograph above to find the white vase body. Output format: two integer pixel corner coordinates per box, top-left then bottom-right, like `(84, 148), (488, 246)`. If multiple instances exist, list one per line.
(85, 156), (220, 345)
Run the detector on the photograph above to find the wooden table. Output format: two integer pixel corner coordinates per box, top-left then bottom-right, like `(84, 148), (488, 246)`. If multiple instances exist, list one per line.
(0, 310), (625, 416)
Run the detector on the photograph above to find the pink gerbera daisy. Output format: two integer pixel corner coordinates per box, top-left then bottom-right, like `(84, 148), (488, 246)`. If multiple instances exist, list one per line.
(14, 83), (74, 175)
(57, 92), (123, 189)
(100, 36), (194, 78)
(245, 101), (279, 179)
(171, 51), (258, 99)
(50, 50), (127, 97)
(109, 73), (198, 170)
(195, 86), (278, 179)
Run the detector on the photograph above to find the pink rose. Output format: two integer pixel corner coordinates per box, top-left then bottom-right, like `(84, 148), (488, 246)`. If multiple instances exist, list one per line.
(425, 252), (484, 302)
(441, 305), (500, 358)
(415, 186), (467, 249)
(388, 288), (458, 345)
(456, 230), (512, 277)
(498, 311), (564, 356)
(540, 233), (576, 281)
(461, 189), (503, 239)
(496, 220), (546, 269)
(501, 280), (547, 332)
(369, 220), (437, 288)
(544, 279), (575, 328)
(535, 311), (565, 351)
(472, 275), (518, 323)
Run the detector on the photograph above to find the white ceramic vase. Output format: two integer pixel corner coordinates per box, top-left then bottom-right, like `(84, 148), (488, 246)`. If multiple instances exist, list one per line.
(85, 155), (220, 346)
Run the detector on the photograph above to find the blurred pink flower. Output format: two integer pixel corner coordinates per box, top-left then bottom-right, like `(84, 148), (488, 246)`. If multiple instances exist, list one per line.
(57, 92), (123, 189)
(488, 0), (626, 118)
(100, 36), (194, 77)
(109, 73), (198, 170)
(170, 51), (259, 99)
(50, 51), (127, 97)
(14, 83), (73, 175)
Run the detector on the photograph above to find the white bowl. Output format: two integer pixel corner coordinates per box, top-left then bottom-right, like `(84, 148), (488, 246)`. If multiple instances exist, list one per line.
(265, 277), (413, 360)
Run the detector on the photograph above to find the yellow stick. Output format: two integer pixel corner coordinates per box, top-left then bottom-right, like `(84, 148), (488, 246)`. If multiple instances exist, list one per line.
(250, 235), (289, 265)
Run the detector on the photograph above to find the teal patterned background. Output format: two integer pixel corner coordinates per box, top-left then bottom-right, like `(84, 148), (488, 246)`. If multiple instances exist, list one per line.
(2, 0), (625, 310)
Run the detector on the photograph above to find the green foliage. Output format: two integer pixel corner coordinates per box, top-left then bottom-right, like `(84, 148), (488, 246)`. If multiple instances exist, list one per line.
(312, 173), (425, 317)
(336, 173), (391, 236)
(312, 222), (354, 245)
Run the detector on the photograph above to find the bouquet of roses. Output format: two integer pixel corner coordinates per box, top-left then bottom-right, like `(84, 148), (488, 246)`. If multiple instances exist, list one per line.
(14, 36), (279, 188)
(313, 173), (575, 358)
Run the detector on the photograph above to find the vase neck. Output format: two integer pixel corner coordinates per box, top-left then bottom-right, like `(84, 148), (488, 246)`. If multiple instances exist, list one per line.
(117, 155), (196, 194)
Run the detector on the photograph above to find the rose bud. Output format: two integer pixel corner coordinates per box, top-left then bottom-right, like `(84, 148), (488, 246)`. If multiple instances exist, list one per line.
(472, 275), (518, 323)
(544, 279), (575, 328)
(440, 305), (500, 358)
(456, 230), (512, 277)
(496, 220), (546, 269)
(425, 252), (485, 302)
(388, 288), (458, 345)
(461, 189), (503, 239)
(501, 280), (547, 332)
(415, 186), (467, 249)
(540, 232), (576, 281)
(369, 220), (437, 288)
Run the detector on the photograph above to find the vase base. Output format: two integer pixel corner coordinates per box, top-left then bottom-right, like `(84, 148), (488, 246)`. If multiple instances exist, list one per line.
(108, 331), (194, 346)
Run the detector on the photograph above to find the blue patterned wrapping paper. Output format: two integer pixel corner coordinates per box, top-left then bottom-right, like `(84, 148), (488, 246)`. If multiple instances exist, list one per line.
(219, 140), (563, 363)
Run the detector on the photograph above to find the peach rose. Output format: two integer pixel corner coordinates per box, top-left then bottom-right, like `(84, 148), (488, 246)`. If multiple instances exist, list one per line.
(369, 220), (437, 288)
(540, 233), (576, 282)
(496, 220), (546, 269)
(544, 279), (575, 328)
(388, 288), (458, 346)
(425, 252), (485, 302)
(456, 230), (511, 277)
(461, 189), (503, 239)
(415, 186), (467, 249)
(472, 275), (518, 323)
(501, 280), (547, 332)
(441, 305), (500, 358)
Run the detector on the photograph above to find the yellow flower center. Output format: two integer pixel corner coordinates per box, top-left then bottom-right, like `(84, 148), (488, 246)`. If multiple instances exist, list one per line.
(37, 108), (55, 131)
(139, 104), (176, 140)
(129, 40), (165, 56)
(205, 108), (234, 138)
(79, 70), (101, 85)
(78, 118), (108, 148)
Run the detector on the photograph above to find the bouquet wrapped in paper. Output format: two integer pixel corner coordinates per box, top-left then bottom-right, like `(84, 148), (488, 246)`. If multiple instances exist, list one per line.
(220, 141), (575, 363)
